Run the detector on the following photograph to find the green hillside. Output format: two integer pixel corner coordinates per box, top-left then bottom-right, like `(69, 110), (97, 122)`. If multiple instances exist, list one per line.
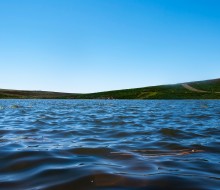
(0, 78), (220, 99)
(188, 78), (220, 92)
(75, 81), (220, 99)
(0, 89), (79, 99)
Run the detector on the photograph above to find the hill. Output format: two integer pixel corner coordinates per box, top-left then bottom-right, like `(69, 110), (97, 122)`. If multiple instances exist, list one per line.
(1, 78), (220, 99)
(0, 89), (79, 99)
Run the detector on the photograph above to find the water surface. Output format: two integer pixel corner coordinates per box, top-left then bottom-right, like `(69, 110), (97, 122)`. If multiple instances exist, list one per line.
(0, 100), (219, 190)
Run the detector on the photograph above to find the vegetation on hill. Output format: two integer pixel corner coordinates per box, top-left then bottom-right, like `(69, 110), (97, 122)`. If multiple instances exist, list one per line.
(75, 83), (220, 99)
(0, 89), (79, 99)
(188, 78), (220, 92)
(0, 78), (220, 99)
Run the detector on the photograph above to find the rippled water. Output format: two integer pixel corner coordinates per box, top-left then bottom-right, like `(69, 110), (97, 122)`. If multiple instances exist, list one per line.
(0, 100), (219, 190)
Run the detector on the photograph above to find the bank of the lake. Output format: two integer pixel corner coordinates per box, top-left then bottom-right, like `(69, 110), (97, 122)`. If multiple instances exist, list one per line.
(1, 78), (220, 99)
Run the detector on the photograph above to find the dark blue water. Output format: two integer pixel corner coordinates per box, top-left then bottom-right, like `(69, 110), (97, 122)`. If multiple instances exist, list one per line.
(0, 100), (219, 190)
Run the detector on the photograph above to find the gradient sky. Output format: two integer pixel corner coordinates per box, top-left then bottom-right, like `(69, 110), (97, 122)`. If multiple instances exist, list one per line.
(0, 0), (220, 93)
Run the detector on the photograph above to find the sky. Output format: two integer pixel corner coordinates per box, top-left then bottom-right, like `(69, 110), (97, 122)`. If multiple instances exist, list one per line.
(0, 0), (220, 93)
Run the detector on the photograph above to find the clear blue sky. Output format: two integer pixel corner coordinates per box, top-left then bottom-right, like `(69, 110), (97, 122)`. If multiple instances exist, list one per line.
(0, 0), (220, 93)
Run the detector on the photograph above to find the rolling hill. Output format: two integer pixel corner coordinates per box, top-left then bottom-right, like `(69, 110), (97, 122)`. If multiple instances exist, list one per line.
(1, 78), (220, 99)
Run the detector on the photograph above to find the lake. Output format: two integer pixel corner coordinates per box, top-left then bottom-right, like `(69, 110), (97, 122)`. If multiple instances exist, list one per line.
(0, 100), (219, 190)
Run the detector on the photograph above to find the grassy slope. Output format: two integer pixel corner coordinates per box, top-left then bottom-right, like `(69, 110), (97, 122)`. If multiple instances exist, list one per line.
(188, 78), (220, 92)
(76, 83), (220, 99)
(0, 89), (79, 99)
(0, 78), (220, 99)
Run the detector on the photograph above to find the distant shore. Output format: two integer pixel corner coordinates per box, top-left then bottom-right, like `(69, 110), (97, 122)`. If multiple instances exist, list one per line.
(1, 78), (220, 99)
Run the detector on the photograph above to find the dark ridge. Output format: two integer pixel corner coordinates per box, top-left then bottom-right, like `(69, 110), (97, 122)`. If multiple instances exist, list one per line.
(1, 78), (220, 99)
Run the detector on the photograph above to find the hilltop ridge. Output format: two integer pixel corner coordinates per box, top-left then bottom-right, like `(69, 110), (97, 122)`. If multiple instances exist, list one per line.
(1, 78), (220, 99)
